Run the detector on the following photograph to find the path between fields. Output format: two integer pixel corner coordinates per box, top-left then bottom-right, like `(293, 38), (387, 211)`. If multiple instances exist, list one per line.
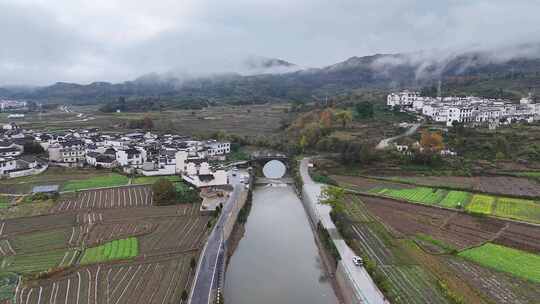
(300, 158), (387, 304)
(376, 123), (421, 150)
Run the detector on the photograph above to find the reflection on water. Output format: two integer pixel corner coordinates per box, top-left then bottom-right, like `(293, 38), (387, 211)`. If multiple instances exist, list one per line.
(224, 185), (337, 304)
(262, 160), (286, 179)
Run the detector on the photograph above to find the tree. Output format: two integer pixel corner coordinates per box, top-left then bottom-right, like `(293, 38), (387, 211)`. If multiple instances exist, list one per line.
(152, 178), (176, 205)
(354, 102), (374, 119)
(335, 110), (353, 128)
(320, 186), (346, 213)
(142, 116), (154, 130)
(420, 131), (444, 154)
(23, 141), (44, 154)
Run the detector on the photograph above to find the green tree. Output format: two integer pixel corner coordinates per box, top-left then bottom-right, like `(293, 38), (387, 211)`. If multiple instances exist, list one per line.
(335, 110), (353, 128)
(23, 141), (44, 154)
(354, 102), (374, 119)
(151, 178), (176, 205)
(320, 186), (346, 213)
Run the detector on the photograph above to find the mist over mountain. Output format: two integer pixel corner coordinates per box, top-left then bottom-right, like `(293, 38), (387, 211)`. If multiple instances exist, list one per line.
(2, 44), (540, 104)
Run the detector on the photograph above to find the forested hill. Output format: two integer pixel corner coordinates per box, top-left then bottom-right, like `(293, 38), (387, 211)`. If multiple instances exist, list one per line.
(3, 48), (540, 104)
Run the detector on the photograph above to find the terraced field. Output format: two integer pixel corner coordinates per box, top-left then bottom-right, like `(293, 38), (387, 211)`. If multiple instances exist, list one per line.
(439, 191), (470, 208)
(342, 195), (451, 304)
(344, 194), (540, 304)
(80, 237), (139, 265)
(0, 184), (210, 304)
(458, 243), (540, 283)
(10, 228), (72, 254)
(336, 175), (540, 224)
(494, 198), (540, 223)
(62, 173), (129, 192)
(466, 194), (495, 214)
(377, 187), (446, 205)
(52, 185), (153, 212)
(0, 249), (79, 273)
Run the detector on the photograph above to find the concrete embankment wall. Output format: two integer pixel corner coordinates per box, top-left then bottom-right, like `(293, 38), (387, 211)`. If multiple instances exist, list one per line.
(223, 190), (248, 241)
(300, 183), (365, 304)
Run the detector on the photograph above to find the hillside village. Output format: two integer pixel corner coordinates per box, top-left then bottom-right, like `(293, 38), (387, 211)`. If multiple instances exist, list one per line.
(0, 123), (231, 187)
(388, 90), (538, 128)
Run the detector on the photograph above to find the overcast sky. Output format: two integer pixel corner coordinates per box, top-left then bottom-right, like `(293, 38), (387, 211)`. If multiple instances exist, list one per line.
(1, 0), (539, 86)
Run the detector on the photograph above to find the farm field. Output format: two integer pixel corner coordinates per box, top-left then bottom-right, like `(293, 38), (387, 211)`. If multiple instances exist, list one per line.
(357, 195), (539, 252)
(331, 175), (415, 192)
(0, 196), (9, 209)
(0, 184), (210, 303)
(458, 243), (540, 283)
(439, 191), (470, 208)
(376, 187), (446, 205)
(0, 249), (78, 274)
(337, 175), (540, 224)
(494, 197), (540, 223)
(368, 175), (540, 198)
(80, 237), (139, 265)
(466, 194), (495, 214)
(0, 167), (125, 194)
(341, 195), (469, 304)
(343, 194), (540, 304)
(62, 173), (129, 191)
(131, 175), (182, 185)
(0, 104), (289, 137)
(52, 185), (153, 212)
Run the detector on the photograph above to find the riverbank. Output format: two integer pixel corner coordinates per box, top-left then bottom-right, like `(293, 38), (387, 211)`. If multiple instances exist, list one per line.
(299, 157), (387, 304)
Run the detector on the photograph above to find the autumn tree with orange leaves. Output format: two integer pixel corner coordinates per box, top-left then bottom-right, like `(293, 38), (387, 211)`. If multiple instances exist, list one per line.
(420, 131), (444, 154)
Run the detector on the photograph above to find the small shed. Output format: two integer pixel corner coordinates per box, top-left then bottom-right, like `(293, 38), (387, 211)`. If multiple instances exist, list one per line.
(32, 185), (59, 194)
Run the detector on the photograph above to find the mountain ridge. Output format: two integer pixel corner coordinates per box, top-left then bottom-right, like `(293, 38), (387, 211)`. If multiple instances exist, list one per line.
(2, 47), (540, 103)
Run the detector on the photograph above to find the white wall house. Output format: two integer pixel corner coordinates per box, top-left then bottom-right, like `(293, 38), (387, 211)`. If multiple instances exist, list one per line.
(0, 157), (17, 176)
(116, 147), (145, 168)
(48, 141), (86, 167)
(205, 141), (231, 157)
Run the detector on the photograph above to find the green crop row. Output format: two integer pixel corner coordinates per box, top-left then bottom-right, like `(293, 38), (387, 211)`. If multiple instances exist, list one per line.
(466, 194), (495, 214)
(0, 249), (77, 274)
(373, 186), (540, 223)
(439, 191), (470, 208)
(494, 197), (540, 223)
(80, 237), (138, 265)
(379, 187), (446, 205)
(11, 229), (70, 254)
(458, 243), (540, 283)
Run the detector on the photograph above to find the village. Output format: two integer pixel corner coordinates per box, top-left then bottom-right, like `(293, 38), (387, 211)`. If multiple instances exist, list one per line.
(387, 90), (539, 128)
(0, 122), (232, 188)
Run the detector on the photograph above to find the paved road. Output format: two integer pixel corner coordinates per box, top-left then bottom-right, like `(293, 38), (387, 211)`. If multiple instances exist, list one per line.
(300, 158), (387, 304)
(375, 123), (421, 150)
(188, 173), (244, 304)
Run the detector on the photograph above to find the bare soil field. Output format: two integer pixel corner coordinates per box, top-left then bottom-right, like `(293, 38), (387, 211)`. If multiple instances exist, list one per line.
(330, 175), (415, 192)
(445, 257), (540, 304)
(52, 185), (153, 213)
(344, 194), (540, 304)
(1, 184), (209, 304)
(358, 195), (540, 253)
(15, 251), (197, 304)
(376, 175), (540, 198)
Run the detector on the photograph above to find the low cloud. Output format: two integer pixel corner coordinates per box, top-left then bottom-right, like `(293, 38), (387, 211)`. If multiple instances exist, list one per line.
(1, 0), (540, 85)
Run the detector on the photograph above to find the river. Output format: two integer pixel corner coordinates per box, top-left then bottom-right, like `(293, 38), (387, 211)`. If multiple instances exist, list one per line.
(224, 184), (337, 304)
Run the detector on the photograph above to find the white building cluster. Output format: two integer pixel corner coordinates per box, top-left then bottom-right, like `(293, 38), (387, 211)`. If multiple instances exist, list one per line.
(387, 90), (539, 128)
(0, 99), (27, 111)
(1, 124), (231, 186)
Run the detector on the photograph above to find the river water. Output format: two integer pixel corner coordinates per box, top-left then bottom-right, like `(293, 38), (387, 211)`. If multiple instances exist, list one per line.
(224, 184), (337, 304)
